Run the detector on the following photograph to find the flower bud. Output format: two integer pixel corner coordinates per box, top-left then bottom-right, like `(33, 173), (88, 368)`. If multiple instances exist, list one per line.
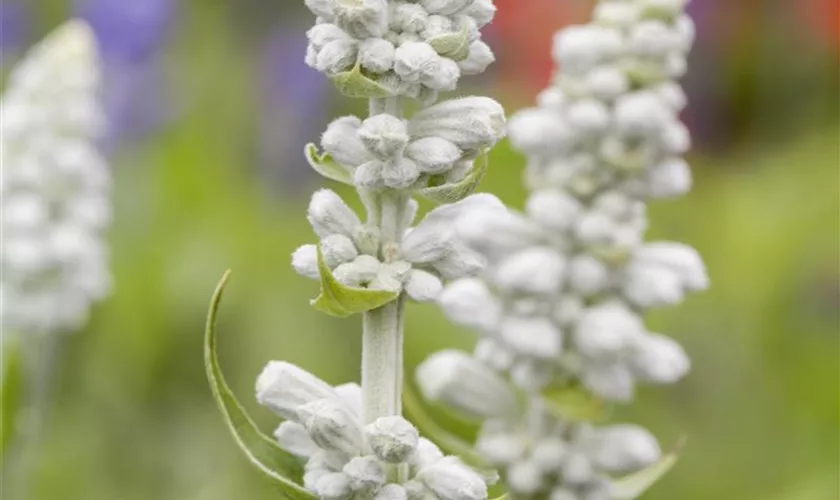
(333, 255), (382, 286)
(417, 350), (517, 419)
(593, 1), (640, 28)
(334, 0), (389, 39)
(308, 189), (362, 238)
(464, 0), (496, 27)
(391, 3), (429, 33)
(508, 108), (576, 157)
(343, 456), (387, 493)
(581, 363), (634, 402)
(419, 0), (474, 16)
(297, 398), (364, 455)
(645, 158), (692, 199)
(308, 24), (351, 51)
(532, 438), (568, 472)
(274, 421), (319, 458)
(321, 234), (359, 268)
(394, 42), (440, 84)
(456, 209), (543, 259)
(475, 431), (525, 466)
(474, 339), (514, 371)
(354, 160), (386, 189)
(405, 269), (444, 302)
(305, 0), (336, 19)
(418, 456), (487, 500)
(575, 302), (643, 359)
(549, 489), (578, 500)
(623, 264), (685, 308)
(507, 460), (543, 495)
(365, 416), (420, 463)
(629, 333), (690, 383)
(583, 424), (661, 473)
(359, 114), (410, 159)
(500, 316), (562, 360)
(334, 382), (363, 418)
(526, 190), (581, 234)
(292, 244), (319, 279)
(322, 116), (374, 168)
(256, 361), (338, 420)
(629, 20), (680, 58)
(635, 242), (708, 292)
(409, 96), (506, 152)
(614, 92), (670, 137)
(560, 452), (594, 485)
(353, 224), (381, 256)
(585, 65), (629, 101)
(408, 437), (445, 470)
(316, 39), (359, 75)
(458, 41), (495, 75)
(493, 247), (566, 296)
(406, 137), (462, 174)
(552, 25), (622, 75)
(566, 99), (611, 136)
(568, 254), (612, 297)
(358, 37), (396, 73)
(382, 157), (421, 189)
(316, 472), (354, 500)
(376, 484), (409, 500)
(401, 224), (454, 265)
(438, 278), (503, 332)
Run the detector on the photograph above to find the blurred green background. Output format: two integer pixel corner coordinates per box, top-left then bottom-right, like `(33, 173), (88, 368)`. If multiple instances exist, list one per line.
(1, 0), (838, 499)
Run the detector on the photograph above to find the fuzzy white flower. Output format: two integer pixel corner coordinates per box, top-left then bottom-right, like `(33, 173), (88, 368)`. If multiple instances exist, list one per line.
(0, 21), (110, 335)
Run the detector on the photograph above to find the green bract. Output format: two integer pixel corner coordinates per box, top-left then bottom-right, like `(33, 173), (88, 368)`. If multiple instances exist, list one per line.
(610, 444), (682, 499)
(304, 143), (355, 185)
(417, 152), (488, 204)
(204, 271), (315, 500)
(310, 246), (399, 318)
(541, 384), (609, 423)
(331, 62), (395, 99)
(428, 22), (471, 62)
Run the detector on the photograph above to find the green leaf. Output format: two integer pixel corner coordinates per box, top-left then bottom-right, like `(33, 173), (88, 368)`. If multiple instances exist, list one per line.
(304, 143), (354, 185)
(610, 442), (683, 500)
(416, 152), (488, 204)
(542, 384), (609, 423)
(428, 22), (471, 61)
(204, 271), (316, 500)
(310, 246), (399, 318)
(1, 338), (23, 455)
(331, 63), (394, 99)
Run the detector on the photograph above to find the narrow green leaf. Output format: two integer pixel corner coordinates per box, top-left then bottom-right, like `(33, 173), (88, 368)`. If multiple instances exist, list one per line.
(542, 384), (609, 423)
(1, 338), (23, 455)
(310, 246), (399, 318)
(428, 23), (471, 61)
(610, 440), (684, 500)
(331, 63), (394, 99)
(304, 143), (355, 185)
(204, 271), (316, 500)
(417, 152), (488, 204)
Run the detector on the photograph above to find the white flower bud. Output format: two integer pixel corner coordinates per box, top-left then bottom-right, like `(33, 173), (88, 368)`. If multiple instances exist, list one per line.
(343, 456), (386, 493)
(635, 242), (708, 291)
(476, 432), (525, 466)
(560, 452), (594, 485)
(418, 456), (487, 500)
(404, 480), (434, 500)
(674, 14), (696, 52)
(593, 1), (640, 29)
(297, 398), (364, 455)
(333, 255), (382, 286)
(583, 424), (661, 473)
(549, 489), (578, 500)
(334, 382), (363, 418)
(256, 361), (338, 420)
(394, 42), (440, 84)
(316, 472), (354, 500)
(359, 38), (396, 73)
(423, 57), (461, 91)
(292, 244), (319, 279)
(305, 0), (336, 19)
(654, 82), (687, 111)
(574, 212), (616, 246)
(405, 269), (444, 302)
(553, 295), (584, 327)
(406, 137), (463, 174)
(334, 0), (389, 39)
(365, 416), (420, 463)
(353, 224), (381, 256)
(508, 108), (576, 157)
(456, 209), (543, 259)
(321, 234), (359, 268)
(422, 15), (455, 39)
(507, 460), (544, 495)
(391, 3), (429, 33)
(308, 189), (362, 238)
(614, 92), (670, 137)
(316, 39), (358, 75)
(500, 316), (563, 360)
(526, 190), (583, 232)
(581, 363), (634, 402)
(322, 116), (374, 167)
(645, 158), (692, 198)
(308, 24), (351, 51)
(629, 333), (690, 383)
(274, 421), (319, 458)
(459, 41), (495, 75)
(661, 120), (691, 154)
(474, 339), (514, 371)
(359, 114), (410, 159)
(308, 450), (349, 474)
(568, 254), (612, 297)
(417, 350), (518, 419)
(410, 437), (445, 469)
(666, 53), (688, 78)
(566, 99), (611, 135)
(430, 243), (486, 280)
(383, 157), (421, 189)
(532, 437), (568, 472)
(376, 484), (409, 500)
(355, 160), (386, 189)
(409, 96), (506, 152)
(623, 264), (685, 308)
(553, 26), (623, 75)
(438, 278), (503, 332)
(629, 20), (680, 58)
(464, 0), (496, 27)
(640, 0), (689, 18)
(586, 65), (630, 101)
(575, 302), (644, 359)
(494, 247), (566, 296)
(419, 0), (474, 15)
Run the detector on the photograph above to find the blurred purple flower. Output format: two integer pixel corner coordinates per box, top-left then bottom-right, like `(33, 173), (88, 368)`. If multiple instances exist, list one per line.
(257, 28), (330, 190)
(0, 1), (30, 58)
(74, 0), (177, 151)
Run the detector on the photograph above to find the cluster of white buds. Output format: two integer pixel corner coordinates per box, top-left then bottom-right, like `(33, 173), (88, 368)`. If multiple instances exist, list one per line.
(416, 1), (705, 498)
(293, 191), (504, 302)
(0, 21), (111, 335)
(305, 0), (497, 103)
(257, 361), (489, 500)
